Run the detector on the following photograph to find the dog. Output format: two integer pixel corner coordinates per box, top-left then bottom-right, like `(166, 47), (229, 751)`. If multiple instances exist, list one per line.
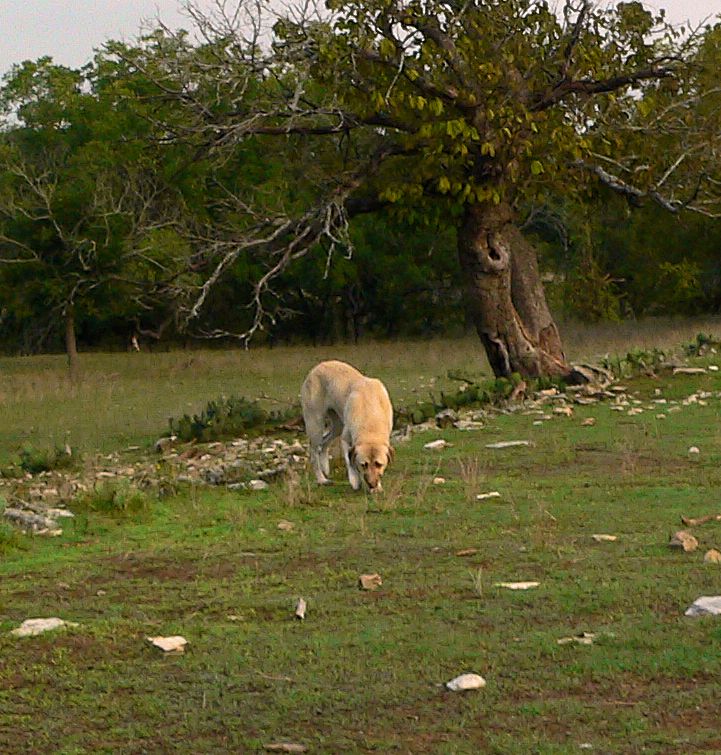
(301, 360), (394, 493)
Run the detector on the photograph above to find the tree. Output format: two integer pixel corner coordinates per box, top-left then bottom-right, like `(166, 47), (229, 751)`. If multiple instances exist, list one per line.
(0, 56), (195, 369)
(113, 2), (721, 376)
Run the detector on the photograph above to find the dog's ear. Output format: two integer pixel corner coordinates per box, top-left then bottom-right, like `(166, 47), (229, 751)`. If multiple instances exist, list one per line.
(387, 445), (395, 463)
(348, 445), (356, 466)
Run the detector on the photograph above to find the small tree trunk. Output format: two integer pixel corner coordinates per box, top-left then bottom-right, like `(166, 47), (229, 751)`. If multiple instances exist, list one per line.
(65, 306), (79, 378)
(457, 202), (570, 379)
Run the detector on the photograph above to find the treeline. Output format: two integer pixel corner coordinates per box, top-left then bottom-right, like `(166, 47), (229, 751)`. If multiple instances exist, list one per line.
(0, 19), (720, 356)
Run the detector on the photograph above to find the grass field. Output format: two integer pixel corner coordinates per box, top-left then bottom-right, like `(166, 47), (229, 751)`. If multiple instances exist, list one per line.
(2, 320), (721, 753)
(1, 315), (720, 464)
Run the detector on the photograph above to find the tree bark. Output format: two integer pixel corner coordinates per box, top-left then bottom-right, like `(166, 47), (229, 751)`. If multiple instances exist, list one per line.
(65, 306), (79, 378)
(457, 202), (570, 379)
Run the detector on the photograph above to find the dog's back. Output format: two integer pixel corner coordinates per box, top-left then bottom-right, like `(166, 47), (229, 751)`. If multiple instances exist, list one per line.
(301, 360), (365, 417)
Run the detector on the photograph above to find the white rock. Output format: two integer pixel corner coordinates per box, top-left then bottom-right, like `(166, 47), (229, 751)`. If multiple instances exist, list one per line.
(445, 673), (487, 691)
(147, 635), (188, 653)
(709, 365), (719, 372)
(685, 596), (721, 617)
(455, 420), (485, 431)
(432, 476), (446, 485)
(673, 367), (707, 375)
(424, 439), (451, 450)
(485, 440), (531, 449)
(249, 479), (269, 490)
(494, 581), (540, 590)
(294, 598), (307, 620)
(688, 446), (700, 455)
(11, 617), (79, 637)
(557, 632), (596, 646)
(476, 491), (501, 500)
(591, 534), (617, 542)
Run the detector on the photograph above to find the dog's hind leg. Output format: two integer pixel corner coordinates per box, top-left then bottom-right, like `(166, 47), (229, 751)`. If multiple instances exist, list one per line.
(303, 412), (332, 485)
(319, 410), (342, 478)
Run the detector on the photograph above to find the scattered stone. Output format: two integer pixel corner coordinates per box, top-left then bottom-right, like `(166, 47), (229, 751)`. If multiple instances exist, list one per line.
(264, 744), (308, 753)
(455, 548), (478, 557)
(669, 530), (698, 552)
(435, 409), (459, 428)
(688, 446), (700, 456)
(294, 598), (307, 620)
(553, 406), (573, 417)
(681, 512), (721, 526)
(557, 632), (596, 646)
(476, 491), (501, 501)
(494, 581), (539, 590)
(455, 420), (485, 431)
(709, 365), (719, 372)
(673, 367), (707, 375)
(359, 573), (383, 591)
(581, 418), (596, 427)
(249, 479), (269, 491)
(685, 596), (721, 617)
(656, 414), (667, 420)
(591, 534), (617, 542)
(432, 476), (446, 485)
(11, 617), (79, 637)
(445, 673), (486, 692)
(424, 439), (451, 450)
(3, 506), (65, 536)
(277, 520), (294, 531)
(532, 420), (543, 426)
(538, 388), (558, 397)
(704, 549), (721, 564)
(154, 436), (177, 453)
(627, 408), (643, 416)
(485, 440), (531, 450)
(147, 636), (188, 654)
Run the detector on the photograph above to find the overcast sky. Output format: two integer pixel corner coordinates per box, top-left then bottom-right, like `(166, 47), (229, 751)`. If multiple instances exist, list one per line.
(0, 0), (719, 78)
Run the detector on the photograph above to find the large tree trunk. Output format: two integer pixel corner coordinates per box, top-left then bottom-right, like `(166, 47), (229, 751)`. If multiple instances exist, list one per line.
(457, 202), (570, 379)
(65, 306), (79, 378)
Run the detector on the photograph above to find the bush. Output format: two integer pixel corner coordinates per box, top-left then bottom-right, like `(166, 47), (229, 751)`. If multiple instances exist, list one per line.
(75, 482), (150, 516)
(18, 444), (76, 474)
(168, 395), (300, 443)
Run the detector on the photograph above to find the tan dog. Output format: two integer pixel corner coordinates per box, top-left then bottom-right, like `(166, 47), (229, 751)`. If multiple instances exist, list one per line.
(301, 360), (394, 493)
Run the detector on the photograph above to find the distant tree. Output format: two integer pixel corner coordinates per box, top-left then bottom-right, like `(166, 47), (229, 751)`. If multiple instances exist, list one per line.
(122, 0), (721, 378)
(0, 57), (193, 370)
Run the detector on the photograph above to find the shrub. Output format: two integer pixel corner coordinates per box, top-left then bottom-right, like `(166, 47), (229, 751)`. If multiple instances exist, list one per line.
(75, 482), (150, 516)
(168, 395), (300, 443)
(18, 444), (76, 474)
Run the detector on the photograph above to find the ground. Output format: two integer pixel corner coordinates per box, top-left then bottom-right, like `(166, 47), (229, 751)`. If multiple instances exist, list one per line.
(1, 323), (721, 753)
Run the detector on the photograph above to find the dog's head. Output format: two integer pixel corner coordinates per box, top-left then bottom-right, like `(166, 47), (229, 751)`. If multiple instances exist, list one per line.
(349, 443), (394, 493)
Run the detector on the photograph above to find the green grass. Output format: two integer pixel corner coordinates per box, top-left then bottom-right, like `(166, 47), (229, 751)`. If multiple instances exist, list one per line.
(2, 324), (721, 752)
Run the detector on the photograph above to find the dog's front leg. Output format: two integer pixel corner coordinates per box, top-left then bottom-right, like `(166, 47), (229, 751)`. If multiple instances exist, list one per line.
(341, 438), (362, 491)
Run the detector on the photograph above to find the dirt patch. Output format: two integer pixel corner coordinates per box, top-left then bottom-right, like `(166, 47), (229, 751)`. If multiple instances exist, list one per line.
(102, 552), (200, 581)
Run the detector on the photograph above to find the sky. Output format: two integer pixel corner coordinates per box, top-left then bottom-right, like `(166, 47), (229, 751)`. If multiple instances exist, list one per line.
(0, 0), (719, 78)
